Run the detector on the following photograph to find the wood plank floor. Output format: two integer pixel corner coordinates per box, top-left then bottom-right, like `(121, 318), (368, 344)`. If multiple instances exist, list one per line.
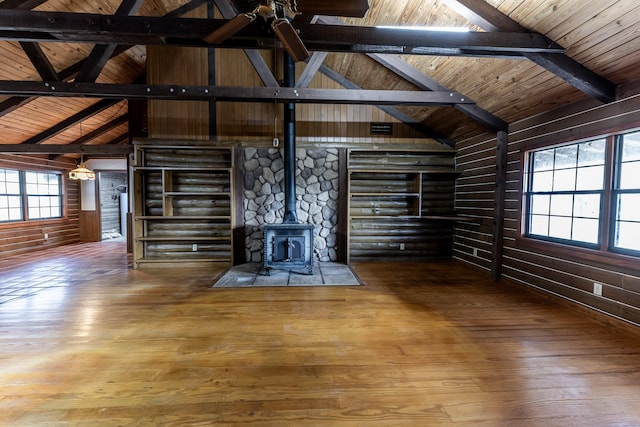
(1, 240), (640, 426)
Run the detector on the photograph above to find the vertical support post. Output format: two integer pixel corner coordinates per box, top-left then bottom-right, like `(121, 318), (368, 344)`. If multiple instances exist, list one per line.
(492, 130), (508, 280)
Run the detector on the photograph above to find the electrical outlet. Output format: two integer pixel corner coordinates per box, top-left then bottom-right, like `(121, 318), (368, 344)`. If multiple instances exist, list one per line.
(593, 282), (603, 296)
(473, 248), (478, 257)
(400, 243), (405, 251)
(192, 244), (198, 252)
(43, 233), (48, 240)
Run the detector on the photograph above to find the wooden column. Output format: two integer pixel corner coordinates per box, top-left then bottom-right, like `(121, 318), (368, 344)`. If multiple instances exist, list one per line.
(492, 130), (508, 280)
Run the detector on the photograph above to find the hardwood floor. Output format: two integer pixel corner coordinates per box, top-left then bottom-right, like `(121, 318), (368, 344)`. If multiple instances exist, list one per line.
(1, 240), (640, 426)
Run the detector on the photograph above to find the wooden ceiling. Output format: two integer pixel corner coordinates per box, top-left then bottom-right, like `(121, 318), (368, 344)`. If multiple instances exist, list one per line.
(1, 0), (639, 154)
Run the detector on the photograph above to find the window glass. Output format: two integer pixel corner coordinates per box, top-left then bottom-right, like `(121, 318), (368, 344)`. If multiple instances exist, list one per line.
(525, 139), (605, 247)
(0, 168), (23, 222)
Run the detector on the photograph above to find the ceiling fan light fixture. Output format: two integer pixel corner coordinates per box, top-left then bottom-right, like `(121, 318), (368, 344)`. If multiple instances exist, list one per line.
(272, 18), (310, 62)
(203, 13), (256, 44)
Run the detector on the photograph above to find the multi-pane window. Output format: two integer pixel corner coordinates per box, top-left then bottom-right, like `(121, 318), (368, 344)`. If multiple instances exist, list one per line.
(0, 168), (62, 223)
(0, 168), (23, 222)
(612, 132), (640, 254)
(524, 131), (640, 257)
(525, 139), (606, 247)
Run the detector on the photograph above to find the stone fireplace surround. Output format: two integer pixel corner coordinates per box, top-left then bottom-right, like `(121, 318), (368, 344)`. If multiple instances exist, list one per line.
(242, 147), (340, 264)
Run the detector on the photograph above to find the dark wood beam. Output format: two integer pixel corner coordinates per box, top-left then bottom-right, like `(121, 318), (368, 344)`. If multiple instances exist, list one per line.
(0, 144), (133, 155)
(0, 0), (47, 10)
(50, 113), (129, 160)
(318, 64), (454, 146)
(19, 41), (59, 81)
(0, 45), (131, 118)
(213, 0), (279, 87)
(316, 16), (507, 132)
(0, 80), (473, 106)
(74, 0), (144, 83)
(19, 99), (120, 144)
(0, 11), (565, 58)
(441, 0), (617, 103)
(367, 53), (507, 132)
(105, 132), (129, 145)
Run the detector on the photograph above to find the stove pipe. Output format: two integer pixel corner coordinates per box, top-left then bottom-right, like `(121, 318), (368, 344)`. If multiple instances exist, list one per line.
(282, 52), (298, 224)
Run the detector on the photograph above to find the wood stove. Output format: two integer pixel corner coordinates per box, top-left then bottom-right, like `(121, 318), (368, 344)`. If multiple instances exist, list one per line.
(262, 52), (314, 275)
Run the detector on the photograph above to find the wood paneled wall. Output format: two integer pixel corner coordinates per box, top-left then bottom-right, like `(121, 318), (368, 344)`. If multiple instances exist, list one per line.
(454, 83), (640, 327)
(0, 154), (81, 257)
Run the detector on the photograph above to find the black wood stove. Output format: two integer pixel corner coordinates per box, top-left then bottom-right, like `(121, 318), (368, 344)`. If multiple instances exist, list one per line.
(263, 53), (314, 275)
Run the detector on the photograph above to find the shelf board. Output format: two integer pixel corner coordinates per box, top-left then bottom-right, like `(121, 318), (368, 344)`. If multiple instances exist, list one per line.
(137, 237), (231, 242)
(350, 215), (422, 219)
(135, 216), (231, 220)
(164, 192), (231, 197)
(349, 168), (458, 174)
(351, 192), (420, 197)
(134, 167), (231, 172)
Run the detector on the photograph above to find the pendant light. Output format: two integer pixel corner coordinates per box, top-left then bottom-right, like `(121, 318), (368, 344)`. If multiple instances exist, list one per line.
(69, 156), (96, 181)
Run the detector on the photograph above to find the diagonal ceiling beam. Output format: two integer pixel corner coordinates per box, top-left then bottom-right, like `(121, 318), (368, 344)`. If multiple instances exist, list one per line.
(74, 0), (144, 83)
(367, 53), (507, 132)
(213, 0), (279, 87)
(319, 64), (454, 147)
(19, 41), (59, 81)
(19, 99), (120, 144)
(441, 0), (616, 103)
(296, 52), (329, 89)
(50, 113), (129, 160)
(316, 16), (507, 132)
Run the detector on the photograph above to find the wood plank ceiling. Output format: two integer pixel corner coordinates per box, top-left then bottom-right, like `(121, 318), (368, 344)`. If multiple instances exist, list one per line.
(0, 0), (639, 154)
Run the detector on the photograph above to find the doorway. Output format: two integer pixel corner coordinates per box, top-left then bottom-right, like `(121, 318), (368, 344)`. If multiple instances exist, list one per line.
(98, 171), (128, 241)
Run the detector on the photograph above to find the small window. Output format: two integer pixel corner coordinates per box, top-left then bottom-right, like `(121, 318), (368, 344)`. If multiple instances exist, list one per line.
(0, 168), (63, 223)
(524, 139), (606, 247)
(0, 168), (23, 222)
(611, 131), (640, 254)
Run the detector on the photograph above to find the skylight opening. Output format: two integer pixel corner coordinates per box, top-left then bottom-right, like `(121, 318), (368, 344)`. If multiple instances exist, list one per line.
(378, 25), (470, 33)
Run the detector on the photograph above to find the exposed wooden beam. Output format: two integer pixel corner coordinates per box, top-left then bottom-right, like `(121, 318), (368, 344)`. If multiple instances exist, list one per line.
(0, 80), (473, 106)
(0, 144), (133, 155)
(0, 45), (131, 118)
(19, 41), (59, 81)
(0, 11), (565, 58)
(296, 52), (329, 89)
(441, 0), (617, 103)
(316, 16), (507, 132)
(367, 53), (507, 132)
(0, 0), (47, 10)
(50, 114), (129, 160)
(74, 0), (144, 83)
(318, 64), (453, 146)
(213, 0), (279, 87)
(105, 132), (130, 145)
(19, 99), (120, 144)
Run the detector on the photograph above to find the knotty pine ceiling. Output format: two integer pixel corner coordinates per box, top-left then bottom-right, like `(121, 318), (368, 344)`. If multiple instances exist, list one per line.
(1, 0), (640, 152)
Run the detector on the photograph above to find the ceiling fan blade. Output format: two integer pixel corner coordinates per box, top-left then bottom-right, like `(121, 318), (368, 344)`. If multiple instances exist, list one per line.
(296, 0), (369, 18)
(203, 13), (255, 44)
(272, 18), (310, 62)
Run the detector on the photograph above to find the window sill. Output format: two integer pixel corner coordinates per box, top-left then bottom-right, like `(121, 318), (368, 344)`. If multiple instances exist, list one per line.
(515, 235), (640, 275)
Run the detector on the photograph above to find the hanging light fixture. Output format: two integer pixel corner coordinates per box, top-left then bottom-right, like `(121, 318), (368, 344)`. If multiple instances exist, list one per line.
(69, 156), (95, 181)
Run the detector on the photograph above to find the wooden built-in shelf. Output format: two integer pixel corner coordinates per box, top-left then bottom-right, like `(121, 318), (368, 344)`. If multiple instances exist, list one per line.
(347, 149), (460, 262)
(132, 143), (234, 269)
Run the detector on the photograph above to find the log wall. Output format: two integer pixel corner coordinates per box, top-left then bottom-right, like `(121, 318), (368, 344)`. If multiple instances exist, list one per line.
(0, 154), (80, 257)
(454, 84), (640, 327)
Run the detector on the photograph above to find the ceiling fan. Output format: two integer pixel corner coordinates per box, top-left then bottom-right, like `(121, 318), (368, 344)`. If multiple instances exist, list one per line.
(204, 0), (370, 62)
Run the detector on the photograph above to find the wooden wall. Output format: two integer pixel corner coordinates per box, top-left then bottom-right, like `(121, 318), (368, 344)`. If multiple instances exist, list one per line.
(454, 82), (640, 327)
(0, 154), (81, 257)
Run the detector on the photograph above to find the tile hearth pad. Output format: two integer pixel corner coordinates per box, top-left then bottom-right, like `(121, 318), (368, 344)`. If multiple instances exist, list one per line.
(212, 262), (362, 288)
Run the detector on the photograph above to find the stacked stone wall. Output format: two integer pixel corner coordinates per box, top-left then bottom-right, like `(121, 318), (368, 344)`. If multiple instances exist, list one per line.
(242, 147), (340, 263)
